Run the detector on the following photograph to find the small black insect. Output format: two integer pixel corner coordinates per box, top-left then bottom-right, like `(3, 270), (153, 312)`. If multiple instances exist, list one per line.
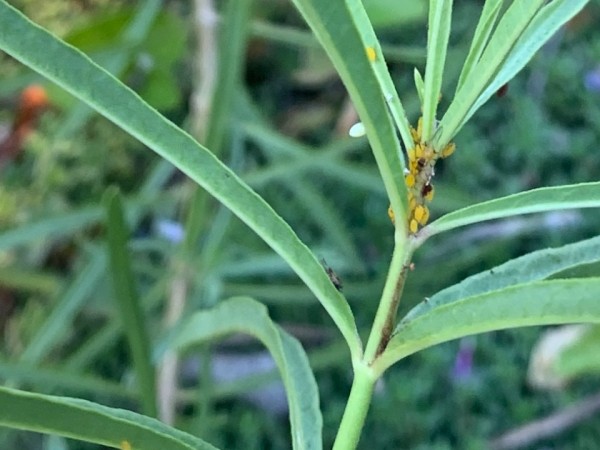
(322, 259), (343, 291)
(421, 182), (433, 198)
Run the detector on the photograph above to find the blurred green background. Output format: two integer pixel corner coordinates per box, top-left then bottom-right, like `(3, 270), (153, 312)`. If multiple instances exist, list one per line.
(1, 0), (600, 449)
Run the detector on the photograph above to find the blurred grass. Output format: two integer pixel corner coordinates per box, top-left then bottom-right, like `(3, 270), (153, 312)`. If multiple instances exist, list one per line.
(1, 0), (600, 449)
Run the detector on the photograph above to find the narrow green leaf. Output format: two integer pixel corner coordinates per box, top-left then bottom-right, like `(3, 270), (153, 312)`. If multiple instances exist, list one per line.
(0, 268), (60, 295)
(19, 250), (106, 365)
(242, 123), (361, 263)
(464, 0), (590, 124)
(171, 297), (322, 450)
(425, 182), (600, 237)
(375, 279), (600, 372)
(0, 386), (218, 450)
(0, 208), (102, 252)
(0, 361), (135, 402)
(421, 0), (452, 143)
(0, 1), (361, 360)
(56, 0), (163, 138)
(66, 276), (168, 372)
(403, 234), (600, 324)
(438, 0), (545, 147)
(455, 0), (504, 92)
(242, 123), (384, 194)
(103, 187), (157, 418)
(413, 68), (424, 106)
(289, 181), (360, 265)
(290, 0), (410, 229)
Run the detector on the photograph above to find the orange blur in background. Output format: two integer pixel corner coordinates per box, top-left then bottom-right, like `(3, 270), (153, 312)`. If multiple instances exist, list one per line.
(0, 84), (49, 168)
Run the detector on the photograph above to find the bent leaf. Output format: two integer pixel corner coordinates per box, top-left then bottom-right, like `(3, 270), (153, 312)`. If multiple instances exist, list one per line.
(171, 297), (322, 450)
(0, 386), (218, 450)
(0, 1), (361, 361)
(425, 182), (600, 237)
(290, 0), (410, 230)
(375, 279), (600, 372)
(403, 234), (600, 324)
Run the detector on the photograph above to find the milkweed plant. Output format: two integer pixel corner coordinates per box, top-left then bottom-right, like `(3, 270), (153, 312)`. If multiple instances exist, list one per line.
(0, 0), (599, 449)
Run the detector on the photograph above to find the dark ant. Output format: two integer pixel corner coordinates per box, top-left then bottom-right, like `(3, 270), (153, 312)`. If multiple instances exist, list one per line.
(322, 259), (343, 291)
(421, 183), (433, 198)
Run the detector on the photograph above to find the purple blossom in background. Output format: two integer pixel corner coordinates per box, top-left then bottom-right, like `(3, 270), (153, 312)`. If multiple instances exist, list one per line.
(584, 66), (600, 93)
(451, 339), (475, 383)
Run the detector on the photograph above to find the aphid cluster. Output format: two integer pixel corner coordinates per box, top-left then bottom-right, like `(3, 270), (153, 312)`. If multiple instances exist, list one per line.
(393, 117), (455, 234)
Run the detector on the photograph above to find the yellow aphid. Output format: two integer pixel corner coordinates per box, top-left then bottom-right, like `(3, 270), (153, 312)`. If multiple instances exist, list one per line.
(441, 142), (456, 158)
(366, 46), (377, 62)
(410, 127), (420, 142)
(419, 206), (430, 225)
(414, 205), (426, 223)
(120, 441), (132, 450)
(405, 173), (416, 188)
(414, 143), (424, 159)
(409, 197), (417, 211)
(409, 218), (419, 234)
(407, 147), (416, 161)
(423, 145), (434, 160)
(387, 205), (395, 224)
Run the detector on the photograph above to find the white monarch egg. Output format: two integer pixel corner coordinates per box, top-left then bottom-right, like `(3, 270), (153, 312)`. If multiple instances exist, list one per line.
(348, 122), (366, 138)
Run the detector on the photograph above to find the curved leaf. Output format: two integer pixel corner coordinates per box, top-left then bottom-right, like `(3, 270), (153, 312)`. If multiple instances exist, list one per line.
(19, 250), (106, 365)
(0, 1), (361, 360)
(424, 182), (600, 237)
(455, 0), (503, 92)
(375, 279), (600, 372)
(0, 386), (218, 450)
(403, 234), (600, 324)
(171, 297), (322, 450)
(290, 0), (410, 229)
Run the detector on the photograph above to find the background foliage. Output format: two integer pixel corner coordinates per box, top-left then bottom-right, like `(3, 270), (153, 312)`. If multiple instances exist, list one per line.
(1, 0), (600, 449)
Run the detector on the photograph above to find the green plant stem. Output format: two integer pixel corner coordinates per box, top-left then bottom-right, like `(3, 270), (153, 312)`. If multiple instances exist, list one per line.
(363, 234), (414, 363)
(332, 234), (415, 449)
(332, 363), (376, 450)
